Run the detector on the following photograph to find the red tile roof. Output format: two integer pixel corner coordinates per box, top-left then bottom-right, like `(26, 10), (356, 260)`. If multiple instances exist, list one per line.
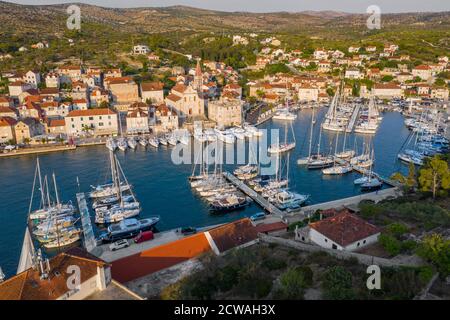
(67, 108), (116, 117)
(111, 233), (211, 283)
(255, 221), (288, 234)
(207, 218), (258, 254)
(309, 212), (380, 247)
(141, 81), (164, 92)
(166, 93), (182, 102)
(0, 116), (17, 127)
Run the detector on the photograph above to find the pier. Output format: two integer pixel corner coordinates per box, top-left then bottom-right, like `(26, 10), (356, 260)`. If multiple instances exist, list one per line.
(0, 145), (76, 158)
(76, 193), (97, 253)
(223, 171), (285, 218)
(346, 104), (360, 133)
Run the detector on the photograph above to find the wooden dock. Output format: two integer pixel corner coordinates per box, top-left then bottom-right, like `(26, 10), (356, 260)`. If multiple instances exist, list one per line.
(76, 193), (97, 253)
(223, 171), (285, 218)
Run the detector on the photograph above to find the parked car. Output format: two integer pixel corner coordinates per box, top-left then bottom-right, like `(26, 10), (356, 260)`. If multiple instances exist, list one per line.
(250, 212), (266, 222)
(109, 239), (129, 251)
(180, 227), (197, 236)
(134, 231), (154, 243)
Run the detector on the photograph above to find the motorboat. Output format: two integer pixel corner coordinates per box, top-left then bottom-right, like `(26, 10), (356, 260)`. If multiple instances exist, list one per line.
(138, 137), (148, 147)
(106, 138), (117, 152)
(127, 137), (137, 149)
(98, 217), (160, 242)
(209, 194), (249, 213)
(322, 165), (353, 175)
(273, 110), (297, 121)
(360, 178), (383, 191)
(117, 138), (128, 151)
(273, 191), (309, 210)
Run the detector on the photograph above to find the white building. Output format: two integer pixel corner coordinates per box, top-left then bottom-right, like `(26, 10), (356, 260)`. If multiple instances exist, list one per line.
(141, 82), (164, 104)
(372, 83), (404, 99)
(45, 73), (60, 88)
(65, 108), (118, 137)
(345, 68), (363, 79)
(133, 45), (150, 55)
(23, 71), (41, 88)
(298, 85), (319, 102)
(126, 102), (150, 134)
(412, 65), (434, 81)
(299, 211), (380, 251)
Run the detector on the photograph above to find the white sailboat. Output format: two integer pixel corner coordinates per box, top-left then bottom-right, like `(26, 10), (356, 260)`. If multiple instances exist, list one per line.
(268, 122), (296, 154)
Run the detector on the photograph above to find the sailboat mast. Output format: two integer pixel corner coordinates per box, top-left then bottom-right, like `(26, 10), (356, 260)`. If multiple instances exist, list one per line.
(52, 172), (60, 207)
(36, 158), (45, 208)
(44, 176), (51, 207)
(308, 108), (315, 159)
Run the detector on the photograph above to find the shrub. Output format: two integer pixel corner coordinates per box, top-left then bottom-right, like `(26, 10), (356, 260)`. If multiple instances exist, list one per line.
(386, 223), (409, 238)
(277, 266), (313, 299)
(379, 234), (401, 256)
(262, 258), (287, 271)
(216, 265), (239, 292)
(321, 266), (355, 300)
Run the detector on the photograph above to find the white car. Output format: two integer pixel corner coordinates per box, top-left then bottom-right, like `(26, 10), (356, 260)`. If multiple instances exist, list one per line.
(109, 239), (129, 251)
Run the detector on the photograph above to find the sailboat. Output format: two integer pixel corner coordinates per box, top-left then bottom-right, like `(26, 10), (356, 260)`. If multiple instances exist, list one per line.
(322, 132), (353, 175)
(354, 95), (380, 134)
(268, 122), (296, 154)
(95, 150), (141, 224)
(322, 79), (346, 132)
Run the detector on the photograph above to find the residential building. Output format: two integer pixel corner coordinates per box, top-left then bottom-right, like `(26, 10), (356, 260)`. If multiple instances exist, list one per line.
(372, 83), (404, 99)
(0, 117), (17, 143)
(57, 66), (83, 83)
(107, 77), (139, 111)
(46, 118), (66, 136)
(412, 65), (434, 81)
(345, 68), (363, 79)
(431, 87), (449, 100)
(0, 106), (18, 119)
(298, 84), (319, 102)
(133, 45), (150, 55)
(8, 81), (33, 98)
(141, 82), (164, 104)
(65, 108), (118, 137)
(126, 102), (150, 134)
(0, 247), (140, 300)
(154, 104), (179, 132)
(14, 118), (44, 143)
(23, 71), (41, 88)
(305, 211), (380, 251)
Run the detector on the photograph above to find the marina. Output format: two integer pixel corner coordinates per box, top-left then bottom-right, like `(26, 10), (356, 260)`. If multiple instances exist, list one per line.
(0, 109), (436, 277)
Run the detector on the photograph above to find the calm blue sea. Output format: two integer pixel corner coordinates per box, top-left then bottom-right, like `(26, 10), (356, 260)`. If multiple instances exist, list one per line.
(0, 109), (410, 278)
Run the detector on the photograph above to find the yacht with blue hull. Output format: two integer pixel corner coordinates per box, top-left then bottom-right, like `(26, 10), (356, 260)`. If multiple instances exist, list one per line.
(98, 217), (160, 243)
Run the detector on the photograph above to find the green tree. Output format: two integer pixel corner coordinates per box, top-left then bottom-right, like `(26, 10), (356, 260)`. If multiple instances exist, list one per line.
(98, 101), (109, 109)
(416, 233), (450, 276)
(379, 234), (401, 256)
(418, 156), (450, 199)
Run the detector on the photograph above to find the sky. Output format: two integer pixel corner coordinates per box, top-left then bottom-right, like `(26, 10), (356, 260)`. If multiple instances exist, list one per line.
(5, 0), (450, 13)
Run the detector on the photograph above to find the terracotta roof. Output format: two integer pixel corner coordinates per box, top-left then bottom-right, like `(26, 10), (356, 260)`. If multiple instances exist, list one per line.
(40, 88), (59, 95)
(48, 119), (65, 127)
(414, 65), (431, 70)
(0, 247), (107, 300)
(309, 212), (380, 247)
(67, 108), (116, 117)
(207, 218), (258, 254)
(0, 116), (17, 127)
(141, 81), (163, 92)
(374, 83), (401, 89)
(0, 106), (15, 113)
(166, 93), (182, 102)
(172, 84), (187, 94)
(127, 107), (148, 118)
(255, 221), (288, 234)
(111, 233), (211, 283)
(106, 77), (134, 85)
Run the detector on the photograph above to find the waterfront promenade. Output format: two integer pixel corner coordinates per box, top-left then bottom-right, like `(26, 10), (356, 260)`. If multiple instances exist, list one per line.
(0, 144), (76, 158)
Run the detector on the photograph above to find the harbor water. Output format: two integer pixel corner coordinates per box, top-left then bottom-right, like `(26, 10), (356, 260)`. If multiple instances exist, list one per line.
(0, 109), (410, 277)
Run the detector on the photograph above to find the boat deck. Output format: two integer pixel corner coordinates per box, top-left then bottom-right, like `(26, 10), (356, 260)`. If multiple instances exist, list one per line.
(333, 157), (400, 187)
(346, 104), (361, 133)
(223, 171), (285, 218)
(76, 193), (97, 253)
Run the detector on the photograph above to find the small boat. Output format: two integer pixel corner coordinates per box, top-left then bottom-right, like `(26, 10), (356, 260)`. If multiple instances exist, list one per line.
(168, 135), (178, 146)
(273, 190), (309, 210)
(159, 136), (168, 146)
(89, 183), (131, 199)
(179, 135), (190, 145)
(273, 110), (297, 121)
(148, 137), (159, 148)
(117, 138), (128, 151)
(360, 178), (383, 191)
(322, 165), (353, 175)
(354, 176), (371, 185)
(335, 150), (355, 159)
(98, 217), (160, 243)
(106, 138), (117, 152)
(43, 234), (81, 249)
(268, 142), (295, 154)
(29, 203), (75, 220)
(307, 156), (334, 169)
(138, 137), (148, 147)
(210, 195), (249, 213)
(127, 137), (137, 149)
(93, 194), (134, 209)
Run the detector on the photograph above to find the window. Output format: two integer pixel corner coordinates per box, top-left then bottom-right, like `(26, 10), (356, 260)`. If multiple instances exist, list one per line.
(99, 122), (104, 126)
(357, 242), (360, 247)
(324, 238), (328, 242)
(332, 244), (337, 250)
(363, 240), (366, 244)
(72, 124), (75, 128)
(89, 117), (94, 121)
(80, 117), (83, 121)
